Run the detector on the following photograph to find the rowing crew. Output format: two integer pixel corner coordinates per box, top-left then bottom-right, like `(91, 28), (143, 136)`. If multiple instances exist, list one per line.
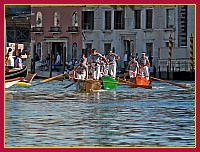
(126, 52), (150, 80)
(72, 48), (120, 80)
(72, 49), (150, 81)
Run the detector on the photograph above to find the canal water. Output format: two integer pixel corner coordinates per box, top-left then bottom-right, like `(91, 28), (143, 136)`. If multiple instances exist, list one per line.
(5, 79), (195, 147)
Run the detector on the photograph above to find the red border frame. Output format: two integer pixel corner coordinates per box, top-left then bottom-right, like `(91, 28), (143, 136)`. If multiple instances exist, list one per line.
(1, 0), (199, 152)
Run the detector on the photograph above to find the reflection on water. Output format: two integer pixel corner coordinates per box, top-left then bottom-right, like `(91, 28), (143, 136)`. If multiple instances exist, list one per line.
(5, 80), (195, 147)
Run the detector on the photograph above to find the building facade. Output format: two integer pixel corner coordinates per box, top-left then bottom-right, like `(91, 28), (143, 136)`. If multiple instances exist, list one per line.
(5, 6), (31, 54)
(31, 6), (83, 65)
(6, 5), (194, 73)
(81, 5), (195, 70)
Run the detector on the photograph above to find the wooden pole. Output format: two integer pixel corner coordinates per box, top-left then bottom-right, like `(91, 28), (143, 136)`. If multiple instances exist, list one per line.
(190, 33), (194, 71)
(32, 44), (36, 74)
(168, 34), (172, 71)
(63, 46), (66, 74)
(49, 42), (52, 78)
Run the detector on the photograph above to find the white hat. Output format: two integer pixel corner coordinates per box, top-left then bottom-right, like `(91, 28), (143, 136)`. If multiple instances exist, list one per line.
(142, 52), (146, 55)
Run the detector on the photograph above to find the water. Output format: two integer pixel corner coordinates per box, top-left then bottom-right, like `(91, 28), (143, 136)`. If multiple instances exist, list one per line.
(5, 79), (195, 147)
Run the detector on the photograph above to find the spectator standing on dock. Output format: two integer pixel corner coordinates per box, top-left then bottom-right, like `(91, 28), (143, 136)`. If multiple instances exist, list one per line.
(14, 52), (23, 69)
(35, 52), (40, 62)
(52, 55), (55, 64)
(52, 51), (61, 70)
(138, 52), (150, 80)
(123, 51), (128, 70)
(46, 53), (50, 67)
(106, 50), (120, 78)
(55, 51), (61, 65)
(148, 53), (153, 75)
(5, 48), (15, 71)
(136, 53), (139, 62)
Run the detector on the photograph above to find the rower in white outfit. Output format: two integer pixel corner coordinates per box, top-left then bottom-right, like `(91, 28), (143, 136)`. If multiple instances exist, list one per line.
(87, 49), (107, 80)
(127, 56), (139, 79)
(138, 52), (150, 80)
(106, 50), (120, 78)
(73, 61), (88, 80)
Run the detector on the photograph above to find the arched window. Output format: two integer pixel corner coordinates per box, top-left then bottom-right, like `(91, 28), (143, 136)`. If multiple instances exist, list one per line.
(36, 12), (42, 27)
(54, 12), (60, 27)
(72, 11), (78, 27)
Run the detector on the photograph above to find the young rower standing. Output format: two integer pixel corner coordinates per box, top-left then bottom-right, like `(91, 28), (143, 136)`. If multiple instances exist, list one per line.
(99, 54), (108, 77)
(73, 61), (88, 80)
(106, 50), (120, 78)
(87, 48), (107, 80)
(127, 56), (139, 79)
(79, 54), (87, 66)
(138, 52), (150, 80)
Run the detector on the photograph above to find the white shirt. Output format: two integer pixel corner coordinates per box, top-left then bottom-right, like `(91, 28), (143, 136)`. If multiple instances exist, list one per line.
(106, 53), (119, 65)
(88, 53), (103, 64)
(128, 60), (138, 71)
(138, 56), (149, 66)
(55, 54), (61, 64)
(7, 55), (14, 67)
(123, 54), (128, 61)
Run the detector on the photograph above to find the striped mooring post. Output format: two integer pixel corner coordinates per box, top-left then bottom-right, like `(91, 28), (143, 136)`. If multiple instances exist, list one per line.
(190, 34), (194, 71)
(168, 34), (172, 71)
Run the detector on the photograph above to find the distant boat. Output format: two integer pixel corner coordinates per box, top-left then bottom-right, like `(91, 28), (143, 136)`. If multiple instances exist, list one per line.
(5, 66), (27, 80)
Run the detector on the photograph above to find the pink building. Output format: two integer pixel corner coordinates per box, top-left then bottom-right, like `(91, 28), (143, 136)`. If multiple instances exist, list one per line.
(31, 6), (83, 65)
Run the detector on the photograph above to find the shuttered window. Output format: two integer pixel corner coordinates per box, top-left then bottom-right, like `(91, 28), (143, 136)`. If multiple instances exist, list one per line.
(135, 10), (141, 29)
(82, 11), (94, 30)
(146, 9), (152, 29)
(105, 11), (111, 30)
(114, 11), (125, 29)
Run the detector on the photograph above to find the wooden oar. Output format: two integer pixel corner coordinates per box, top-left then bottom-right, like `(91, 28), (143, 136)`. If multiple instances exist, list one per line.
(31, 74), (65, 87)
(41, 74), (65, 83)
(150, 76), (190, 89)
(64, 82), (76, 88)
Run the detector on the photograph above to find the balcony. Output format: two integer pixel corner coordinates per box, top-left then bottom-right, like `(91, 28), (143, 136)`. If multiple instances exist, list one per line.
(31, 27), (44, 33)
(49, 26), (62, 33)
(67, 26), (79, 33)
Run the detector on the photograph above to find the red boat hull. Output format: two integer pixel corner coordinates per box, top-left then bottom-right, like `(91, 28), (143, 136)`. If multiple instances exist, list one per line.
(128, 76), (152, 89)
(135, 76), (150, 86)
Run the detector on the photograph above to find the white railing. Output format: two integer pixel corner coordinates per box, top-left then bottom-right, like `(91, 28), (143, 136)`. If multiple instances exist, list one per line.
(158, 58), (195, 72)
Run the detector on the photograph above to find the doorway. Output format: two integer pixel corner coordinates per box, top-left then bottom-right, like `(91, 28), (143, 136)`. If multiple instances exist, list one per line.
(52, 42), (63, 64)
(124, 40), (134, 60)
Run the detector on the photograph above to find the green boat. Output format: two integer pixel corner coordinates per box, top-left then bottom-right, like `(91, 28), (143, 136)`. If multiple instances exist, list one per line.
(101, 76), (118, 89)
